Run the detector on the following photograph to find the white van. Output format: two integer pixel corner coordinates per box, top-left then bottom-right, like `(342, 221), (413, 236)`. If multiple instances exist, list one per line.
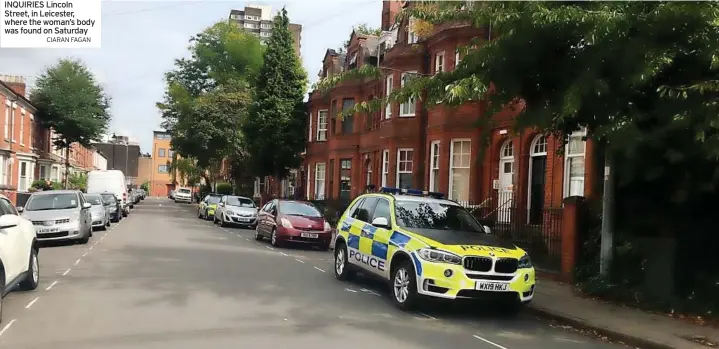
(86, 170), (130, 216)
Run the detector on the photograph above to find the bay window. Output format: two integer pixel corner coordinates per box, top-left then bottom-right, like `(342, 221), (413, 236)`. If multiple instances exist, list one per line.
(316, 110), (328, 141)
(396, 149), (414, 189)
(429, 141), (440, 192)
(400, 72), (416, 117)
(314, 163), (326, 200)
(381, 150), (389, 187)
(564, 128), (587, 197)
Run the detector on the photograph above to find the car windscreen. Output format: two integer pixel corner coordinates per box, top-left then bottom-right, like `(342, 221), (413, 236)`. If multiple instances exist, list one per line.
(101, 194), (116, 204)
(226, 197), (255, 207)
(280, 202), (322, 218)
(206, 196), (221, 204)
(85, 195), (103, 205)
(394, 200), (485, 233)
(178, 189), (191, 194)
(25, 193), (79, 211)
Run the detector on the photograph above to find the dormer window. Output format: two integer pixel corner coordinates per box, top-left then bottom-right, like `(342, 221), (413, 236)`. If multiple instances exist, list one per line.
(348, 52), (358, 69)
(407, 18), (418, 44)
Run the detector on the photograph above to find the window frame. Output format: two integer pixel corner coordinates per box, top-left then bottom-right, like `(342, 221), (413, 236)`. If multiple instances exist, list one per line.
(399, 72), (417, 117)
(396, 148), (414, 189)
(381, 149), (389, 187)
(158, 165), (169, 173)
(316, 109), (328, 141)
(314, 162), (326, 200)
(435, 51), (445, 74)
(429, 141), (440, 192)
(564, 128), (588, 198)
(449, 139), (471, 202)
(384, 74), (393, 119)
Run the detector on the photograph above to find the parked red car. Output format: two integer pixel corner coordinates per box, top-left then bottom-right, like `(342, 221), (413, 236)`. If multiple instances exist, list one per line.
(254, 199), (332, 250)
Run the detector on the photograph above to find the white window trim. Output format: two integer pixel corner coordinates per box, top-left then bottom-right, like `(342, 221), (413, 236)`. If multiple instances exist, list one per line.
(455, 49), (461, 70)
(314, 162), (326, 200)
(0, 155), (5, 185)
(429, 141), (440, 192)
(308, 113), (312, 142)
(408, 17), (418, 44)
(399, 72), (417, 117)
(19, 108), (25, 146)
(564, 128), (588, 198)
(449, 139), (471, 201)
(305, 165), (311, 199)
(435, 51), (445, 74)
(316, 109), (328, 141)
(395, 148), (414, 188)
(384, 75), (393, 119)
(381, 149), (389, 187)
(3, 101), (9, 140)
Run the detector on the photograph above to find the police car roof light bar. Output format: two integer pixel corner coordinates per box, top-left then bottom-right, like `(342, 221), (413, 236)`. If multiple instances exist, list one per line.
(379, 187), (445, 199)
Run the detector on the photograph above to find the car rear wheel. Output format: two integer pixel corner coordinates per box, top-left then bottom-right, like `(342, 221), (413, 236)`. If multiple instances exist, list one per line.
(334, 243), (355, 281)
(391, 260), (419, 311)
(19, 248), (39, 291)
(254, 226), (263, 241)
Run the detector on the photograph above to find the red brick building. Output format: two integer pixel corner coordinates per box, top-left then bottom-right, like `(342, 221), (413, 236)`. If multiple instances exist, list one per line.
(1, 75), (99, 204)
(304, 2), (599, 221)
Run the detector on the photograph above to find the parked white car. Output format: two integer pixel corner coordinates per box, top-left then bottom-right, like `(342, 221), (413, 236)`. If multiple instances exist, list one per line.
(0, 194), (39, 323)
(174, 188), (192, 203)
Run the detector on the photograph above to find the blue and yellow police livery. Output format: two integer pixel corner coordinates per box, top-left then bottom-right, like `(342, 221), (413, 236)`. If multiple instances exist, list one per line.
(333, 187), (535, 311)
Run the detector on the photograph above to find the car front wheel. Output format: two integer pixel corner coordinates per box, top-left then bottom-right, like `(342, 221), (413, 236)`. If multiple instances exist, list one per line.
(391, 260), (419, 311)
(334, 243), (355, 281)
(19, 248), (39, 291)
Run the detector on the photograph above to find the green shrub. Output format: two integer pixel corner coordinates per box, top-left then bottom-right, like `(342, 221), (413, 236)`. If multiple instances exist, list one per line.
(216, 182), (233, 195)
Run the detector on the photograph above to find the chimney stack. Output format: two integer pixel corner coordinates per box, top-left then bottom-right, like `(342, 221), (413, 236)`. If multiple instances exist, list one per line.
(381, 0), (402, 31)
(0, 75), (26, 98)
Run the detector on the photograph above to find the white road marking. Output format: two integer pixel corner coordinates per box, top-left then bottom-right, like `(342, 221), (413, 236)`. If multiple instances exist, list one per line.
(46, 280), (58, 290)
(345, 288), (358, 293)
(265, 246), (274, 251)
(25, 297), (39, 309)
(89, 246), (94, 250)
(419, 312), (437, 320)
(360, 288), (381, 296)
(62, 268), (71, 276)
(295, 259), (305, 263)
(313, 266), (326, 273)
(280, 252), (288, 256)
(473, 335), (509, 349)
(82, 252), (88, 257)
(0, 319), (16, 336)
(74, 259), (81, 266)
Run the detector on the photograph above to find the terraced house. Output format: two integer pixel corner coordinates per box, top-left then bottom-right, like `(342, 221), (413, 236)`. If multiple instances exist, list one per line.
(0, 75), (101, 204)
(303, 1), (601, 273)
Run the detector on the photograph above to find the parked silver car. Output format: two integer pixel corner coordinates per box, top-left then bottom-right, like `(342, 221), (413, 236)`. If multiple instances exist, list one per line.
(18, 190), (93, 244)
(84, 193), (111, 231)
(213, 195), (259, 228)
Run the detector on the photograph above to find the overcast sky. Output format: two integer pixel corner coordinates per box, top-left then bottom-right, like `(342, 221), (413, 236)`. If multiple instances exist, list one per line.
(0, 0), (382, 153)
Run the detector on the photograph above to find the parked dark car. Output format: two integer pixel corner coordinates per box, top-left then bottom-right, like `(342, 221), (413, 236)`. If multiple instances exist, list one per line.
(101, 193), (123, 223)
(255, 199), (332, 250)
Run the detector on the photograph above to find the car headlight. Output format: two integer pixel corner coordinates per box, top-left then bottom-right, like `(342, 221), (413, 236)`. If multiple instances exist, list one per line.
(324, 221), (331, 232)
(518, 254), (533, 269)
(417, 248), (461, 265)
(226, 210), (235, 215)
(280, 218), (293, 229)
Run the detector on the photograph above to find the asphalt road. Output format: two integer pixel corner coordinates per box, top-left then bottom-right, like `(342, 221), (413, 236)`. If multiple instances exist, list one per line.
(0, 197), (626, 349)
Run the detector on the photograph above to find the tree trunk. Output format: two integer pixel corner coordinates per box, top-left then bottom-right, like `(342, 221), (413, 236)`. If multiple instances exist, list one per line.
(64, 145), (70, 189)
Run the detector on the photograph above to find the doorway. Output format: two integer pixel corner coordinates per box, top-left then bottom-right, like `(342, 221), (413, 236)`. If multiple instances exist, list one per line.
(497, 139), (514, 223)
(527, 135), (547, 224)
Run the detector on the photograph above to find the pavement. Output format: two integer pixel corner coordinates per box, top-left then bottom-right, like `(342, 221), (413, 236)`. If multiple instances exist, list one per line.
(529, 280), (719, 349)
(0, 197), (644, 348)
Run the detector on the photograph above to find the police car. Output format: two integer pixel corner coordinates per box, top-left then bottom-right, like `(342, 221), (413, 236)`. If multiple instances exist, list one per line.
(333, 187), (535, 312)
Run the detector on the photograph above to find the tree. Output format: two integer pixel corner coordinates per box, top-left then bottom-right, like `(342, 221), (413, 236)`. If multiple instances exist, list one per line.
(31, 58), (111, 188)
(158, 20), (263, 179)
(243, 8), (308, 187)
(168, 156), (202, 187)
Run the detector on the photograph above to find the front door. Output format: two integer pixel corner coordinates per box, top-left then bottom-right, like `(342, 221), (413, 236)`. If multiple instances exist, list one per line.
(528, 155), (547, 224)
(498, 159), (514, 223)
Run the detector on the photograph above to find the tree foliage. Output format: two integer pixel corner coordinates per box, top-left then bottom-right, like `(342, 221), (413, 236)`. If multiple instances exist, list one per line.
(158, 20), (264, 175)
(31, 58), (111, 149)
(242, 8), (308, 179)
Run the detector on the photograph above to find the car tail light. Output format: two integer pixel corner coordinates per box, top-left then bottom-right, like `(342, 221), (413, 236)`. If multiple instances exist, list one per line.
(123, 192), (127, 203)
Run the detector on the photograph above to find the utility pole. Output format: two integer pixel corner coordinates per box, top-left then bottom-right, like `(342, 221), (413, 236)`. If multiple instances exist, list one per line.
(111, 133), (117, 170)
(599, 148), (615, 277)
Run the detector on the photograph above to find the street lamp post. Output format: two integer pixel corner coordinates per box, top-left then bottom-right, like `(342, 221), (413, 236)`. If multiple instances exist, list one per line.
(111, 133), (117, 170)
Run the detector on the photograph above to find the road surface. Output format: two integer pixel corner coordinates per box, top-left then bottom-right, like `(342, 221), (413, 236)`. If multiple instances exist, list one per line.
(0, 197), (625, 349)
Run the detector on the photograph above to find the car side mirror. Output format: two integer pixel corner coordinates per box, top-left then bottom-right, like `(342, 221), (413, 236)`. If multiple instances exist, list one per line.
(0, 214), (20, 229)
(371, 217), (390, 228)
(16, 206), (24, 213)
(483, 225), (492, 234)
(82, 203), (92, 209)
